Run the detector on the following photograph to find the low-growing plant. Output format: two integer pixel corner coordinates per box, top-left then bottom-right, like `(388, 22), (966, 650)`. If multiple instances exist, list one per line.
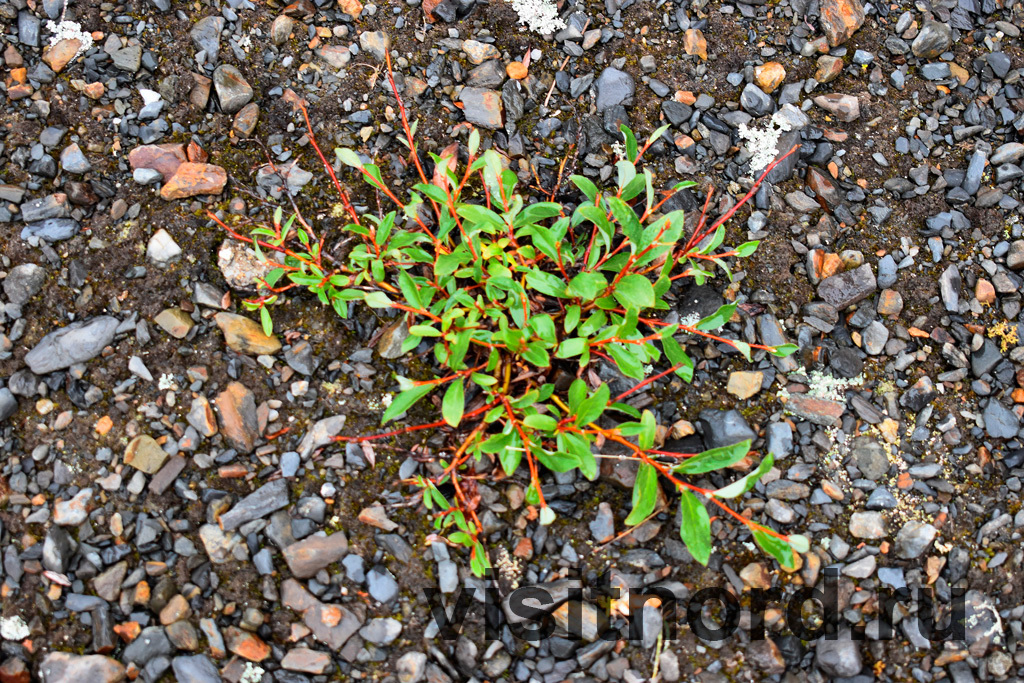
(211, 58), (804, 576)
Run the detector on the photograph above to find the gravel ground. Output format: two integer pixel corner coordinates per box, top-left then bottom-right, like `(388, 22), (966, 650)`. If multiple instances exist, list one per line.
(1, 0), (1024, 681)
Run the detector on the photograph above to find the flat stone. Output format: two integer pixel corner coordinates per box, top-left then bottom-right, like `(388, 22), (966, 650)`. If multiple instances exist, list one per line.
(359, 30), (391, 61)
(38, 653), (125, 683)
(984, 400), (1018, 439)
(215, 382), (259, 453)
(849, 511), (886, 539)
(160, 163), (227, 200)
(25, 316), (119, 374)
(124, 435), (168, 474)
(153, 308), (194, 339)
(727, 371), (763, 399)
(212, 64), (253, 114)
(818, 264), (876, 309)
(359, 618), (402, 645)
(281, 648), (332, 674)
(812, 93), (861, 121)
(462, 39), (499, 64)
(214, 312), (281, 355)
(785, 395), (844, 426)
(895, 521), (938, 559)
(190, 15), (224, 63)
(459, 87), (503, 130)
(815, 631), (862, 677)
(283, 532), (349, 578)
(819, 0), (865, 45)
(698, 409), (756, 448)
(595, 67), (635, 111)
(219, 479), (289, 531)
(128, 143), (187, 179)
(21, 218), (79, 242)
(4, 263), (45, 306)
(147, 229), (182, 265)
(54, 488), (92, 526)
(171, 655), (220, 683)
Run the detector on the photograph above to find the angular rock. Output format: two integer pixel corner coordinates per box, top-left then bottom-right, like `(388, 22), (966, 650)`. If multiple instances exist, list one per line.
(459, 87), (503, 130)
(283, 532), (349, 578)
(38, 653), (125, 683)
(124, 435), (168, 474)
(219, 479), (290, 531)
(595, 67), (635, 111)
(812, 94), (860, 121)
(895, 521), (937, 559)
(818, 264), (876, 309)
(212, 64), (253, 114)
(4, 263), (45, 306)
(160, 163), (227, 200)
(819, 0), (866, 46)
(215, 382), (259, 453)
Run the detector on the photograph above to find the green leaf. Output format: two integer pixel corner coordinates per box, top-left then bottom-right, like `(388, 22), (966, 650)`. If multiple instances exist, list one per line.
(620, 125), (638, 163)
(571, 175), (598, 203)
(539, 507), (556, 526)
(613, 274), (655, 310)
(556, 337), (586, 359)
(638, 410), (656, 450)
(695, 303), (736, 331)
(679, 489), (712, 565)
(753, 529), (795, 570)
(788, 534), (810, 554)
(733, 340), (752, 361)
(468, 128), (480, 156)
(770, 343), (798, 358)
(381, 383), (433, 424)
(523, 414), (558, 432)
(625, 463), (658, 525)
(606, 343), (645, 380)
(525, 269), (568, 298)
(364, 291), (393, 308)
(607, 197), (642, 245)
(569, 272), (608, 302)
(564, 305), (581, 333)
(398, 269), (423, 310)
(661, 334), (694, 382)
(442, 378), (464, 427)
(259, 306), (273, 336)
(575, 384), (610, 426)
(673, 440), (751, 475)
(736, 240), (760, 257)
(713, 453), (775, 499)
(336, 148), (362, 167)
(409, 325), (441, 337)
(536, 450), (579, 472)
(500, 446), (522, 476)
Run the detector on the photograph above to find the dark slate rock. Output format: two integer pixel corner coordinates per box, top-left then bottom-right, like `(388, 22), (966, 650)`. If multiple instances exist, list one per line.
(219, 478), (290, 531)
(595, 67), (634, 112)
(21, 218), (79, 242)
(818, 264), (877, 310)
(698, 409), (756, 449)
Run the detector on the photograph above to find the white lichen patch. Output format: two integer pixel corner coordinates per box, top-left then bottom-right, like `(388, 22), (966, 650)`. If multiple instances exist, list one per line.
(0, 616), (30, 641)
(510, 0), (566, 35)
(738, 110), (795, 174)
(240, 662), (265, 683)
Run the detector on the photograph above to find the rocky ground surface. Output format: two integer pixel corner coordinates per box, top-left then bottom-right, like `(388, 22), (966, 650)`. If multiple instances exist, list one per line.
(1, 0), (1024, 681)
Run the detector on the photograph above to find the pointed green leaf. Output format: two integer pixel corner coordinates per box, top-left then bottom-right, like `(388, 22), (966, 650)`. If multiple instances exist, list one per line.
(442, 378), (464, 427)
(673, 440), (752, 475)
(679, 489), (712, 565)
(713, 453), (775, 499)
(382, 383), (433, 424)
(625, 462), (658, 526)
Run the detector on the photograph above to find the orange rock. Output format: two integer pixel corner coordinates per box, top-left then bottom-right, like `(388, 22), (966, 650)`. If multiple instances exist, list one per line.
(94, 415), (114, 435)
(675, 90), (696, 105)
(896, 472), (913, 489)
(683, 29), (707, 60)
(754, 62), (786, 93)
(506, 61), (528, 80)
(8, 68), (26, 85)
(82, 82), (105, 99)
(338, 0), (363, 16)
(513, 536), (534, 560)
(113, 622), (141, 642)
(1012, 388), (1024, 403)
(42, 39), (81, 73)
(225, 626), (270, 662)
(876, 289), (903, 316)
(7, 84), (32, 101)
(159, 163), (227, 200)
(975, 278), (995, 304)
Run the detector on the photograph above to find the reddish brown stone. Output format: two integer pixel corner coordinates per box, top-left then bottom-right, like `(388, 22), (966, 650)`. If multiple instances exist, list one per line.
(224, 626), (270, 662)
(683, 29), (707, 59)
(128, 143), (187, 179)
(0, 657), (30, 683)
(282, 532), (348, 578)
(819, 0), (866, 46)
(159, 163), (227, 200)
(216, 382), (259, 454)
(42, 38), (81, 73)
(281, 648), (332, 674)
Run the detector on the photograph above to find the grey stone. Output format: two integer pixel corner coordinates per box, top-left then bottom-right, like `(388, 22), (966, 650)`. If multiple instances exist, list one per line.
(740, 83), (773, 117)
(4, 263), (45, 305)
(698, 409), (756, 449)
(22, 218), (80, 242)
(849, 438), (888, 481)
(219, 479), (290, 531)
(595, 67), (634, 111)
(911, 21), (951, 58)
(984, 400), (1018, 439)
(360, 618), (402, 645)
(939, 264), (961, 311)
(895, 521), (938, 559)
(25, 316), (119, 374)
(818, 264), (876, 309)
(367, 565), (399, 603)
(212, 64), (254, 114)
(815, 631), (862, 677)
(190, 16), (224, 63)
(171, 655), (220, 683)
